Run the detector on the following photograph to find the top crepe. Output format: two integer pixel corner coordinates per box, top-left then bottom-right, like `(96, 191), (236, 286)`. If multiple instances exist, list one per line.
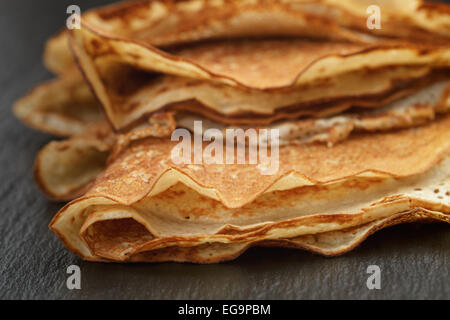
(69, 20), (450, 91)
(44, 0), (450, 75)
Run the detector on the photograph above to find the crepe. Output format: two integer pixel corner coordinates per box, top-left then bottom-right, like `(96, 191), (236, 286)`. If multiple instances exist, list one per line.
(33, 81), (450, 202)
(43, 0), (374, 74)
(31, 0), (450, 135)
(33, 122), (113, 201)
(318, 0), (450, 39)
(70, 20), (450, 91)
(126, 208), (450, 263)
(178, 80), (450, 146)
(49, 117), (450, 261)
(44, 0), (450, 74)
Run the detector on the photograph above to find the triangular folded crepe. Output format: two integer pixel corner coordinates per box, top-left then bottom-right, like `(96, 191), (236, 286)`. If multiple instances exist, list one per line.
(43, 0), (372, 74)
(16, 64), (439, 133)
(126, 208), (449, 263)
(70, 20), (450, 91)
(34, 83), (450, 202)
(50, 116), (450, 261)
(44, 0), (450, 74)
(319, 0), (450, 39)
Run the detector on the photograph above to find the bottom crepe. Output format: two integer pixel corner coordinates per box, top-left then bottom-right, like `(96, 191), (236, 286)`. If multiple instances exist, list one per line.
(50, 118), (450, 262)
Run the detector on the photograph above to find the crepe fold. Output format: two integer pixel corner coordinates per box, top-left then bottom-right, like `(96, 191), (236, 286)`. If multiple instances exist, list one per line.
(15, 63), (442, 134)
(70, 19), (450, 89)
(33, 122), (113, 201)
(50, 115), (450, 262)
(89, 209), (450, 263)
(64, 10), (450, 133)
(34, 113), (176, 201)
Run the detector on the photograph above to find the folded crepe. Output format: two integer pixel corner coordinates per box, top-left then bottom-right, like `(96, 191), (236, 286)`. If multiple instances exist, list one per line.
(34, 80), (450, 201)
(67, 13), (450, 133)
(20, 0), (449, 135)
(16, 63), (440, 134)
(34, 113), (176, 200)
(12, 0), (450, 263)
(70, 20), (450, 90)
(33, 122), (113, 201)
(44, 0), (450, 74)
(42, 0), (373, 74)
(49, 115), (450, 262)
(126, 208), (450, 263)
(177, 80), (450, 145)
(317, 0), (450, 40)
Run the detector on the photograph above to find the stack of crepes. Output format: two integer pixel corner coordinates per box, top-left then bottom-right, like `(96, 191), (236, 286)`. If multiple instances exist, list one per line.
(14, 0), (450, 263)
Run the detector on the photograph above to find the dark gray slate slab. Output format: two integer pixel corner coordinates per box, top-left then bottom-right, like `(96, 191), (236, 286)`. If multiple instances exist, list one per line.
(0, 0), (449, 300)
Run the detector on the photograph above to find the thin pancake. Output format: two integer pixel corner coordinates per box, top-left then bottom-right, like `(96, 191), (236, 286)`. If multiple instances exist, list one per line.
(50, 151), (450, 261)
(178, 80), (450, 146)
(34, 89), (450, 202)
(128, 209), (449, 263)
(16, 64), (436, 132)
(34, 113), (176, 201)
(34, 122), (113, 201)
(318, 0), (450, 39)
(69, 17), (450, 92)
(43, 0), (377, 74)
(86, 114), (450, 209)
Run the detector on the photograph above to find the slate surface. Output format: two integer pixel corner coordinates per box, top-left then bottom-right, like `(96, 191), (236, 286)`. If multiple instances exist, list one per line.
(0, 0), (449, 300)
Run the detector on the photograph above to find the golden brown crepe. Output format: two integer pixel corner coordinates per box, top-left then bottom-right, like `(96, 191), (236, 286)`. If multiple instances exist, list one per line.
(317, 0), (450, 40)
(17, 64), (439, 132)
(67, 15), (450, 134)
(33, 81), (450, 201)
(33, 122), (113, 201)
(126, 208), (450, 263)
(50, 116), (450, 261)
(43, 0), (373, 74)
(178, 80), (450, 146)
(26, 0), (450, 135)
(34, 113), (176, 201)
(70, 20), (450, 91)
(44, 0), (450, 74)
